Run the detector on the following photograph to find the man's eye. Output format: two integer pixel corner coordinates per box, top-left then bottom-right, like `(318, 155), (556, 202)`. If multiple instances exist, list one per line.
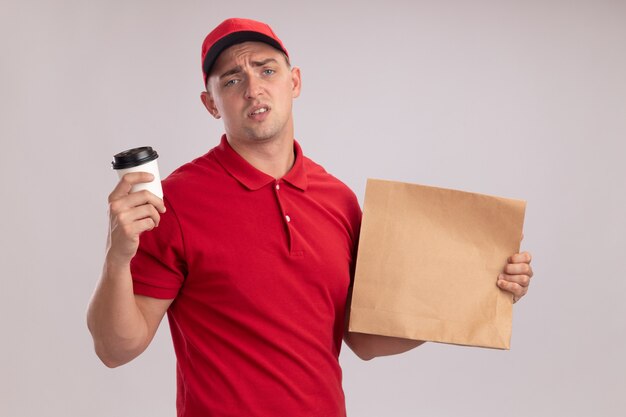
(263, 69), (275, 76)
(224, 79), (239, 87)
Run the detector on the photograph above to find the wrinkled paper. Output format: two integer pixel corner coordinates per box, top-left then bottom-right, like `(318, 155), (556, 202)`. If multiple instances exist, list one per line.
(349, 179), (526, 349)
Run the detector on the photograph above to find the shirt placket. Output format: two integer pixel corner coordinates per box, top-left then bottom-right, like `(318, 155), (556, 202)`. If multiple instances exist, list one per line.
(273, 180), (304, 257)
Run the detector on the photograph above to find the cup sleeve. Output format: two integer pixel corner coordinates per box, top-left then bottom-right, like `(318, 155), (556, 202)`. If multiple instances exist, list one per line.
(130, 203), (186, 299)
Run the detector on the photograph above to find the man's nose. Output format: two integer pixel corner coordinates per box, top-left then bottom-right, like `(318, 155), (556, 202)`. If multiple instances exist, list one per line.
(244, 75), (263, 99)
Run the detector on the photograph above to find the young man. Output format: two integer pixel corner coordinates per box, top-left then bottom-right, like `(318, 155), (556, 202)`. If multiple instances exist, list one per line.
(87, 18), (533, 417)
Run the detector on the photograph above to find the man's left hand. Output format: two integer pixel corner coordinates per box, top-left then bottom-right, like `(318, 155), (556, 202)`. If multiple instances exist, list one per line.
(497, 251), (533, 303)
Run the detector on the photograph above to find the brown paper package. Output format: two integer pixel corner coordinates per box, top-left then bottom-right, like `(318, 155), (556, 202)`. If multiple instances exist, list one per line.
(349, 179), (526, 349)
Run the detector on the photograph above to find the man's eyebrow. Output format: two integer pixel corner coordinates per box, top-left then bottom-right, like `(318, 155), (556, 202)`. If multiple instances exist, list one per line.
(219, 65), (242, 79)
(250, 58), (278, 67)
(218, 59), (278, 79)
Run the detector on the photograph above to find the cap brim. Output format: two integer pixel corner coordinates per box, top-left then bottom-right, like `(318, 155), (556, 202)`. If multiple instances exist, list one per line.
(202, 31), (286, 80)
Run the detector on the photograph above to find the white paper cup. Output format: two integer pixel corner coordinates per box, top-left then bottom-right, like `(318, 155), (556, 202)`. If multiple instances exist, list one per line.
(112, 147), (163, 199)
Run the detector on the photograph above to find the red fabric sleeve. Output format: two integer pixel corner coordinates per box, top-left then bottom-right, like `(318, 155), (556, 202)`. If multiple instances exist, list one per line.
(348, 194), (363, 286)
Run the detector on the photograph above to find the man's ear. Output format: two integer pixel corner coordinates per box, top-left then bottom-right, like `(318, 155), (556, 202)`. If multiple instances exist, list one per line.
(291, 67), (302, 99)
(200, 90), (221, 119)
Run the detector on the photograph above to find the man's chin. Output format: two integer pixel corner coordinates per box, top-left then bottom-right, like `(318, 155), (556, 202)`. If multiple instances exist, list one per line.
(243, 127), (281, 142)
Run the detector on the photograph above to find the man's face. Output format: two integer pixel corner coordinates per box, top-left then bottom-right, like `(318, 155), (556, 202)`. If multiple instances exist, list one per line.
(202, 41), (301, 145)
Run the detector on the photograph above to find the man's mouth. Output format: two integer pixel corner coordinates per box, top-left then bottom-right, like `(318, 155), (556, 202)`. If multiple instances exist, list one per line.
(249, 106), (270, 117)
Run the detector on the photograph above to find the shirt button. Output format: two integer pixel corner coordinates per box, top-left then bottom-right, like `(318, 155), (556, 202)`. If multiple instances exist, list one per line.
(285, 215), (291, 223)
(275, 183), (280, 190)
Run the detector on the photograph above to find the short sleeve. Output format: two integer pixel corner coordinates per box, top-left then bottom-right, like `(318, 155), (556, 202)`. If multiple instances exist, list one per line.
(347, 194), (363, 286)
(130, 198), (186, 299)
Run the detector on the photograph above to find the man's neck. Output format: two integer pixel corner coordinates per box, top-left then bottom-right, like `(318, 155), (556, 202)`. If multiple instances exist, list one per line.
(226, 134), (295, 179)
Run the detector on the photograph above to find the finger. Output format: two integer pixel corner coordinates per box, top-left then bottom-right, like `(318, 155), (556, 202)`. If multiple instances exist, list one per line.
(507, 263), (533, 279)
(108, 172), (155, 202)
(124, 190), (166, 214)
(116, 203), (161, 228)
(504, 262), (533, 277)
(115, 216), (158, 239)
(136, 217), (158, 233)
(110, 189), (166, 215)
(508, 251), (532, 264)
(496, 279), (528, 302)
(498, 273), (531, 287)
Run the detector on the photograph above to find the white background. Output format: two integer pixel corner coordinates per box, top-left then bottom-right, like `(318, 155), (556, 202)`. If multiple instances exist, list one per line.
(1, 0), (625, 416)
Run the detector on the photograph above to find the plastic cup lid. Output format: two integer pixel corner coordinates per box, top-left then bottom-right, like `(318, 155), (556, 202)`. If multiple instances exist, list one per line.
(112, 147), (158, 169)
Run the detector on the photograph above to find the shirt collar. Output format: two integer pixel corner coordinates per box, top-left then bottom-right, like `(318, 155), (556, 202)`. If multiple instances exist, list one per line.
(213, 135), (308, 192)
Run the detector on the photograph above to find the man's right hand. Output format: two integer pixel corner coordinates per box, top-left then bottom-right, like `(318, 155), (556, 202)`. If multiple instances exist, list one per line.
(106, 172), (166, 264)
(87, 172), (172, 368)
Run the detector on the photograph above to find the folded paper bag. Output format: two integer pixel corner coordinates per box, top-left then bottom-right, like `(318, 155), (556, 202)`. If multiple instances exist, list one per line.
(348, 179), (526, 349)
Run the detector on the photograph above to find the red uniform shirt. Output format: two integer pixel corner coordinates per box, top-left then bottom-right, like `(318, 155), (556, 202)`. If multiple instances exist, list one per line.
(131, 136), (362, 417)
